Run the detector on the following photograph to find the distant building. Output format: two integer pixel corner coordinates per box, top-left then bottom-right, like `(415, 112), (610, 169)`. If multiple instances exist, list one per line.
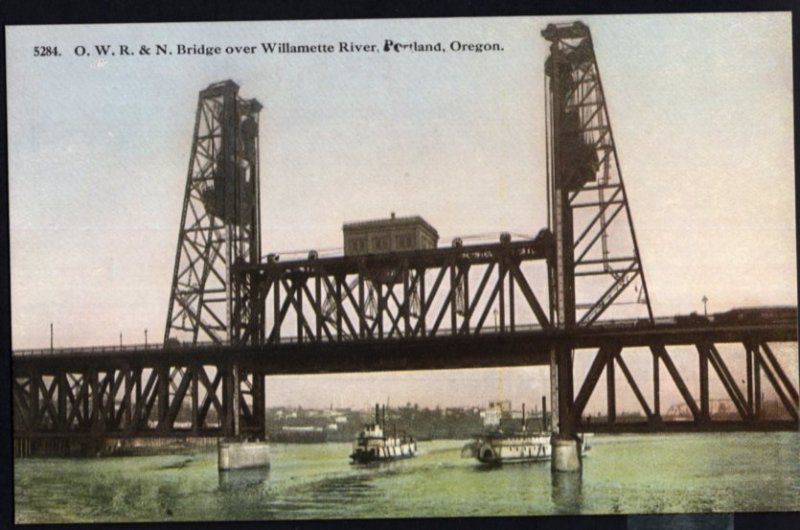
(488, 400), (512, 414)
(343, 212), (438, 256)
(482, 409), (501, 427)
(481, 401), (513, 428)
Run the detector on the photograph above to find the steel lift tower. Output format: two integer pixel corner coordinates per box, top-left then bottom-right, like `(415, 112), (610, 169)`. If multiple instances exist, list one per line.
(164, 80), (263, 346)
(163, 80), (265, 441)
(543, 22), (653, 470)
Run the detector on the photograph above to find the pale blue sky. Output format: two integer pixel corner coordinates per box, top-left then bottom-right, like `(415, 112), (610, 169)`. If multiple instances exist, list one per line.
(6, 14), (796, 410)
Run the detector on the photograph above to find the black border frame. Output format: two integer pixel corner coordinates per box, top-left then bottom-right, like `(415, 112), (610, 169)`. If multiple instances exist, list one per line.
(2, 2), (798, 529)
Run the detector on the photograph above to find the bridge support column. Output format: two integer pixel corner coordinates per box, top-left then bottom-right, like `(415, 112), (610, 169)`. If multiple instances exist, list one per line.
(223, 362), (241, 438)
(232, 363), (241, 437)
(552, 437), (581, 473)
(550, 345), (581, 472)
(252, 372), (266, 439)
(217, 363), (270, 470)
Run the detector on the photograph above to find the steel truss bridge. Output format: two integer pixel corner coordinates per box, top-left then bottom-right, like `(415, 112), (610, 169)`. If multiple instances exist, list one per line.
(12, 317), (798, 440)
(13, 236), (798, 442)
(12, 21), (799, 454)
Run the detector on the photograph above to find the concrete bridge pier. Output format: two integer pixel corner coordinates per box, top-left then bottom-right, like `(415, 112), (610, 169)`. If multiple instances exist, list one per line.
(218, 364), (270, 471)
(551, 436), (582, 472)
(550, 346), (582, 472)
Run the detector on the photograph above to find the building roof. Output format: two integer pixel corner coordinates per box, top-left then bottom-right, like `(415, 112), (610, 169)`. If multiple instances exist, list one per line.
(343, 214), (439, 238)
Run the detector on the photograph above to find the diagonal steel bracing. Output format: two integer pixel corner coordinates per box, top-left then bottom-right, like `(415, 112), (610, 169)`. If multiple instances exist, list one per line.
(570, 339), (798, 433)
(232, 237), (553, 344)
(13, 362), (265, 439)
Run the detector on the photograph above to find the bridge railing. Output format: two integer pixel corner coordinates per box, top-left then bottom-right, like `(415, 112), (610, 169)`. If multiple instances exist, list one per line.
(20, 312), (797, 358)
(10, 316), (706, 358)
(12, 342), (172, 357)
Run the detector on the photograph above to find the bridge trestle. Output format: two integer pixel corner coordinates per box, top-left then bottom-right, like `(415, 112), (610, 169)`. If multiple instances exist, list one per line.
(569, 339), (798, 433)
(13, 323), (796, 442)
(13, 361), (265, 442)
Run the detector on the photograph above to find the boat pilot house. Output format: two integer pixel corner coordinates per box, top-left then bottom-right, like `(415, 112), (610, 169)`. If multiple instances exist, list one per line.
(343, 213), (439, 257)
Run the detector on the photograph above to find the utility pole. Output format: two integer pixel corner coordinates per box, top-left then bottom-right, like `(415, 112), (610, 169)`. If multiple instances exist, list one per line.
(145, 328), (148, 348)
(50, 322), (53, 352)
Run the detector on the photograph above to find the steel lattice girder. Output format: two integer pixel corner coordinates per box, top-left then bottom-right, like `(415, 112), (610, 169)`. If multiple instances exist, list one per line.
(568, 339), (799, 433)
(231, 238), (554, 344)
(12, 363), (264, 439)
(12, 323), (796, 438)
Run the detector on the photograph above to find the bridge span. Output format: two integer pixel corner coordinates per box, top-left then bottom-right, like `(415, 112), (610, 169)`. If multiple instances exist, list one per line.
(13, 318), (798, 447)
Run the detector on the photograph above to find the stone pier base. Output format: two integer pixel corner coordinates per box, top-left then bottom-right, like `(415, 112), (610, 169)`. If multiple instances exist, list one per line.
(551, 437), (581, 472)
(218, 440), (270, 471)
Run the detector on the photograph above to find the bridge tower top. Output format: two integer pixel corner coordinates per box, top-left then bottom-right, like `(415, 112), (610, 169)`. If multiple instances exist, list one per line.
(543, 21), (653, 327)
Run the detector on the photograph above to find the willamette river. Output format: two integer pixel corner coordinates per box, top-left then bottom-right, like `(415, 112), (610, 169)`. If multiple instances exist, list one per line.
(13, 432), (800, 523)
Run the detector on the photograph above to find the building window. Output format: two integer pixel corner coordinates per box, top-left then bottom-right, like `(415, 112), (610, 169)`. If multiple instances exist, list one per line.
(372, 236), (389, 251)
(395, 233), (414, 250)
(345, 237), (367, 255)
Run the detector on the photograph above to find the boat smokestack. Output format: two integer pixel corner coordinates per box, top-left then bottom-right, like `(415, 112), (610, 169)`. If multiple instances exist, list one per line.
(375, 403), (380, 425)
(541, 396), (547, 432)
(522, 403), (526, 431)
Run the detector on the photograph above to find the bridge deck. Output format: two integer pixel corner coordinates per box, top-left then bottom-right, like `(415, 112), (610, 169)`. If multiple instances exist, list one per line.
(13, 320), (796, 375)
(12, 319), (797, 441)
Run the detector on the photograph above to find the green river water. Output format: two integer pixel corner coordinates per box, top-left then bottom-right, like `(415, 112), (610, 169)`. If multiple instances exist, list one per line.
(13, 432), (800, 523)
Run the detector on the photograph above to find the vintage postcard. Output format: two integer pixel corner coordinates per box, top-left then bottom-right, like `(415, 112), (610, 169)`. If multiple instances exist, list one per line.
(7, 13), (798, 524)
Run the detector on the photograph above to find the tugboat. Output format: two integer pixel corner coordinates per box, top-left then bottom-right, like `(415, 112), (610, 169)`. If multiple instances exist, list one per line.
(350, 404), (417, 464)
(462, 398), (590, 466)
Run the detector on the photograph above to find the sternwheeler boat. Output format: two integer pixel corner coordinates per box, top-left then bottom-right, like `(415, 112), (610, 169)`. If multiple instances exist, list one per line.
(461, 401), (591, 466)
(350, 404), (417, 464)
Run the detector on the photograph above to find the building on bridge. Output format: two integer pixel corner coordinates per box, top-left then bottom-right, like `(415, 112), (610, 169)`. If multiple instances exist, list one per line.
(343, 212), (438, 256)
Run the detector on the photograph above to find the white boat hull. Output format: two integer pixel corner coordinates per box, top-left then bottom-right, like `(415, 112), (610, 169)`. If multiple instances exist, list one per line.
(463, 433), (591, 466)
(350, 419), (417, 464)
(351, 440), (417, 463)
(475, 435), (551, 465)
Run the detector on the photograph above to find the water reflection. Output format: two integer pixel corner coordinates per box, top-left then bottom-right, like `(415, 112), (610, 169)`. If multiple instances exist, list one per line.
(551, 470), (582, 512)
(470, 463), (502, 473)
(218, 466), (270, 490)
